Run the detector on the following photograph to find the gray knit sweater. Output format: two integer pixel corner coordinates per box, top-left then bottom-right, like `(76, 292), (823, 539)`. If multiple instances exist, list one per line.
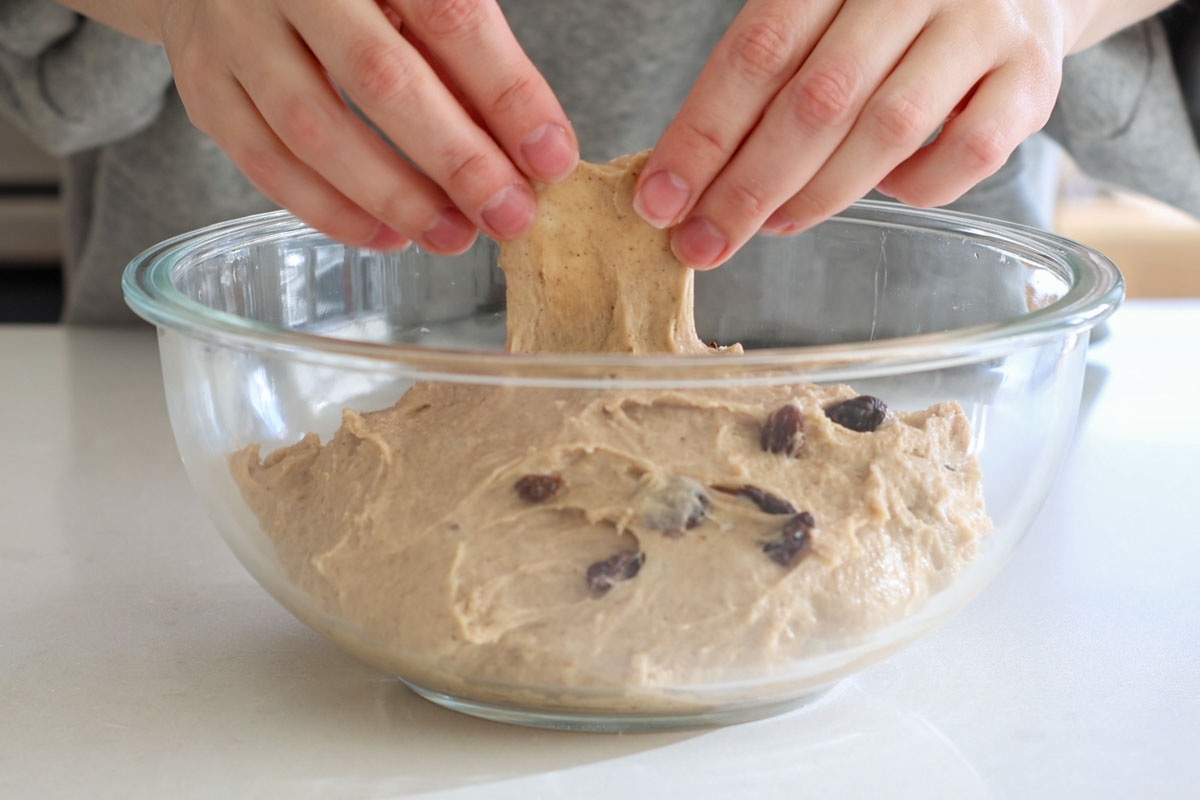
(1, 0), (1197, 323)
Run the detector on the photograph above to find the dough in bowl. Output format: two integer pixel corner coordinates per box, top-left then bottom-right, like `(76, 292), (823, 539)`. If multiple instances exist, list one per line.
(230, 152), (991, 708)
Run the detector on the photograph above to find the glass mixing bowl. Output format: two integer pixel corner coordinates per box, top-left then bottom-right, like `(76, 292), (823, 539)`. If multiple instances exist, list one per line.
(123, 202), (1121, 731)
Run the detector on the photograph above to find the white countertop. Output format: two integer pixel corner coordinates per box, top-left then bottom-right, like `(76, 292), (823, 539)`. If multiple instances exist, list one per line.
(2, 300), (1197, 799)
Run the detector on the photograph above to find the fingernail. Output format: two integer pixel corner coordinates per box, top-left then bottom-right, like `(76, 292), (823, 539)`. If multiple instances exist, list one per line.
(481, 183), (536, 238)
(366, 224), (412, 251)
(634, 170), (691, 228)
(422, 208), (477, 252)
(520, 123), (577, 182)
(671, 217), (728, 268)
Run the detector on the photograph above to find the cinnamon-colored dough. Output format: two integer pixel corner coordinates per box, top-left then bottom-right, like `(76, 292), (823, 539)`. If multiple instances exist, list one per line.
(501, 151), (715, 354)
(230, 153), (991, 711)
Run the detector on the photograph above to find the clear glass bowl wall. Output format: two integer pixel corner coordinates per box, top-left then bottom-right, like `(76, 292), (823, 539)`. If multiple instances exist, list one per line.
(125, 203), (1121, 729)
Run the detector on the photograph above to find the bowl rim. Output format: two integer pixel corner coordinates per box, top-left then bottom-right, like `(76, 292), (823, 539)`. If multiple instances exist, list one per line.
(122, 202), (1124, 382)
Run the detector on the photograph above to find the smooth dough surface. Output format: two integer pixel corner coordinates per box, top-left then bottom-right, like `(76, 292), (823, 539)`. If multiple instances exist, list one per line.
(230, 153), (991, 708)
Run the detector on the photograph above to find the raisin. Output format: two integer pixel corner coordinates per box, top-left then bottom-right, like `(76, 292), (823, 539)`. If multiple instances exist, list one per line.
(640, 476), (711, 537)
(713, 484), (797, 515)
(587, 551), (645, 596)
(684, 491), (711, 529)
(761, 404), (805, 455)
(708, 341), (719, 349)
(763, 511), (816, 567)
(514, 474), (562, 502)
(824, 395), (887, 432)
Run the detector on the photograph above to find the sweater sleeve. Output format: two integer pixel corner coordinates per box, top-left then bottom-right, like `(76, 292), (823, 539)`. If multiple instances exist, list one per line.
(1164, 3), (1199, 141)
(1044, 13), (1200, 217)
(0, 0), (173, 156)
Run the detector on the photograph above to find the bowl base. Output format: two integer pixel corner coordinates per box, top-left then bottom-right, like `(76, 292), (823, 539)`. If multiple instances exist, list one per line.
(400, 679), (840, 732)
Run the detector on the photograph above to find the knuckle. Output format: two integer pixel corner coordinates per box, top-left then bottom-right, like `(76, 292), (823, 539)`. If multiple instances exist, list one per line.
(442, 147), (494, 198)
(313, 207), (379, 246)
(279, 96), (329, 156)
(888, 178), (938, 208)
(169, 45), (204, 88)
(1029, 96), (1055, 131)
(488, 73), (538, 118)
(784, 186), (836, 223)
(718, 177), (774, 221)
(975, 0), (1019, 33)
(1017, 84), (1057, 134)
(788, 60), (859, 129)
(1019, 33), (1060, 75)
(957, 122), (1010, 171)
(677, 118), (728, 159)
(347, 38), (422, 110)
(866, 90), (931, 148)
(366, 181), (418, 228)
(173, 75), (216, 133)
(727, 20), (793, 84)
(912, 178), (968, 208)
(235, 144), (286, 200)
(408, 0), (485, 39)
(1021, 58), (1063, 124)
(181, 97), (216, 137)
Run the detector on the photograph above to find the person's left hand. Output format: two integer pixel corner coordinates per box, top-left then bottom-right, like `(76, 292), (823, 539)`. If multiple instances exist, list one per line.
(632, 0), (1080, 268)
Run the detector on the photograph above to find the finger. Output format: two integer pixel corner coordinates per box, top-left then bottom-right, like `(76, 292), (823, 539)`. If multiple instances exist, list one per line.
(182, 68), (409, 251)
(768, 17), (995, 233)
(669, 0), (930, 268)
(390, 0), (578, 183)
(398, 22), (488, 131)
(232, 23), (478, 254)
(876, 62), (1059, 208)
(288, 0), (536, 240)
(376, 0), (403, 29)
(633, 0), (840, 229)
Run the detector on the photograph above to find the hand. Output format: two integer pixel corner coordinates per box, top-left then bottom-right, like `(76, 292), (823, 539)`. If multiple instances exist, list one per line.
(146, 0), (577, 252)
(634, 0), (1096, 268)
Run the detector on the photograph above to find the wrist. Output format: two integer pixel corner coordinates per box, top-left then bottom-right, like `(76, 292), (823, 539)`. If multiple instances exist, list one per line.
(52, 0), (168, 44)
(1067, 0), (1177, 53)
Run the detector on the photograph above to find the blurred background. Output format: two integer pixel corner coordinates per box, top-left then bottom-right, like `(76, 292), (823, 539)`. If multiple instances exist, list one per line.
(1, 115), (1197, 324)
(1, 116), (61, 323)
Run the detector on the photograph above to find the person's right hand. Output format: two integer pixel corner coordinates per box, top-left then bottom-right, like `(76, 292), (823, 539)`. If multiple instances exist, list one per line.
(150, 0), (578, 252)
